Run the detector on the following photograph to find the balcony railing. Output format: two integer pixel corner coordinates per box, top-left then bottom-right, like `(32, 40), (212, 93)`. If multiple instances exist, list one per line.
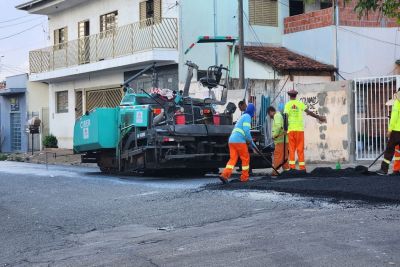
(29, 18), (178, 74)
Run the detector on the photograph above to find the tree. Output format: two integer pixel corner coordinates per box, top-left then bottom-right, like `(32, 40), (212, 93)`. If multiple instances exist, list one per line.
(353, 0), (400, 23)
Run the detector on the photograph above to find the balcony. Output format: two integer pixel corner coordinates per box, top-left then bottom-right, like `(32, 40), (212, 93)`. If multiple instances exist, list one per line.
(29, 18), (178, 80)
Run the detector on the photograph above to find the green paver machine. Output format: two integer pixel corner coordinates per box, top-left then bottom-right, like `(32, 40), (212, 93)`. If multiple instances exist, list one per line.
(73, 36), (272, 174)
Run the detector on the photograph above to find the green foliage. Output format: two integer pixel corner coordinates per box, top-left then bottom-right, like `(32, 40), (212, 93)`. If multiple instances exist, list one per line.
(352, 0), (400, 23)
(305, 0), (399, 23)
(0, 154), (8, 161)
(43, 134), (58, 148)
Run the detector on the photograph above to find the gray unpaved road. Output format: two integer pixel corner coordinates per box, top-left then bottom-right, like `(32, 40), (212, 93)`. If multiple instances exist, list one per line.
(0, 162), (400, 267)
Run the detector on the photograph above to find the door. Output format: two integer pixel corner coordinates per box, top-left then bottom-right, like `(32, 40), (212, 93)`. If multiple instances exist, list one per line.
(10, 113), (21, 151)
(75, 91), (83, 119)
(78, 20), (90, 64)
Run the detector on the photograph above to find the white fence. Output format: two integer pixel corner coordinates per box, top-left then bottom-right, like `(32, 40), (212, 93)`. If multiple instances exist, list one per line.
(354, 75), (400, 160)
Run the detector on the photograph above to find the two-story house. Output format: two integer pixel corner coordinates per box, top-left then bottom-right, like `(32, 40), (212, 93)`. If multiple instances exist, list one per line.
(17, 0), (179, 148)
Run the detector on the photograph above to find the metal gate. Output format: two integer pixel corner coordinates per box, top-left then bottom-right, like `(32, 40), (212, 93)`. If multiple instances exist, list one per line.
(27, 111), (40, 152)
(354, 75), (399, 160)
(86, 87), (122, 112)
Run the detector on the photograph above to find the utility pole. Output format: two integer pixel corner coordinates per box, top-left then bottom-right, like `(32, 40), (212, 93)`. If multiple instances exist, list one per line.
(213, 0), (218, 65)
(238, 0), (245, 89)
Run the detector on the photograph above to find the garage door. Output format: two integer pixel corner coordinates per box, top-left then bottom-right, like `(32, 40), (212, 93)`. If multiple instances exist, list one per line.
(86, 87), (122, 112)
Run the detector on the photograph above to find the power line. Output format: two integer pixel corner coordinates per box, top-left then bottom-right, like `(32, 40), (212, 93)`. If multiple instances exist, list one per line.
(0, 17), (43, 29)
(0, 65), (26, 74)
(0, 22), (45, 41)
(242, 10), (264, 47)
(1, 63), (27, 72)
(0, 41), (46, 53)
(339, 26), (400, 47)
(0, 15), (30, 24)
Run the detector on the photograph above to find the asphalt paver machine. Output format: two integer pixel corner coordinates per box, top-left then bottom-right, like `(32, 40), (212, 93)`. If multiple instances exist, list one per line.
(73, 36), (273, 175)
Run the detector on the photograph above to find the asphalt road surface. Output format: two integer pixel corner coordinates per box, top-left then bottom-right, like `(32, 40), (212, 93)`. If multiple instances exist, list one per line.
(1, 162), (400, 267)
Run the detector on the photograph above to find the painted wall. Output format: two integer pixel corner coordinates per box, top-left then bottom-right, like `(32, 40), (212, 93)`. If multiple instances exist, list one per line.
(231, 56), (277, 80)
(48, 0), (178, 44)
(26, 81), (49, 150)
(283, 26), (336, 66)
(295, 81), (353, 163)
(0, 74), (29, 153)
(337, 27), (400, 79)
(179, 0), (290, 84)
(0, 95), (28, 153)
(49, 71), (123, 148)
(26, 81), (49, 113)
(283, 26), (400, 79)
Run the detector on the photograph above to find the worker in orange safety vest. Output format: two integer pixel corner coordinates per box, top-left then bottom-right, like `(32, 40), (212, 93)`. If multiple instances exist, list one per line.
(284, 89), (327, 171)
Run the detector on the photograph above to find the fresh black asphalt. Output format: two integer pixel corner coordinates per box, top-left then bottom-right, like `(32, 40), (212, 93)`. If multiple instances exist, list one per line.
(206, 167), (400, 203)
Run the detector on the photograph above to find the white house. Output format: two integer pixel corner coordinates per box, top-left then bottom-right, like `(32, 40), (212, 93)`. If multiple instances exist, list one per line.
(17, 0), (179, 148)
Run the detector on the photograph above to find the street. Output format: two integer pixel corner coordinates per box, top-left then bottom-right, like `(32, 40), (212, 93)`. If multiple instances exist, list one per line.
(1, 162), (400, 266)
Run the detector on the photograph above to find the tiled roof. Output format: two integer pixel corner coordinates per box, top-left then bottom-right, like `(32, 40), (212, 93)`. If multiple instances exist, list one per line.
(243, 46), (336, 73)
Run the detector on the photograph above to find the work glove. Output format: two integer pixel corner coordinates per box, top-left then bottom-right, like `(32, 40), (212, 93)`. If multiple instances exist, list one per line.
(318, 115), (327, 123)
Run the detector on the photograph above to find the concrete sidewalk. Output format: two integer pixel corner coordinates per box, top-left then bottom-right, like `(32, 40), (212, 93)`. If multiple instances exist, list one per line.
(3, 149), (96, 167)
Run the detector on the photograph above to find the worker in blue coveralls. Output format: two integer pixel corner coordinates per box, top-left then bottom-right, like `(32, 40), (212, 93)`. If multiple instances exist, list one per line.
(220, 103), (256, 184)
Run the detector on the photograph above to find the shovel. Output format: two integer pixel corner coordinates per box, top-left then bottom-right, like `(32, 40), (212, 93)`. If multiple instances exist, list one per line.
(252, 144), (280, 176)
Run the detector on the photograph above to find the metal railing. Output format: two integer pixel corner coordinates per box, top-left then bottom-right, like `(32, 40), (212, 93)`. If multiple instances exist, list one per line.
(29, 18), (178, 74)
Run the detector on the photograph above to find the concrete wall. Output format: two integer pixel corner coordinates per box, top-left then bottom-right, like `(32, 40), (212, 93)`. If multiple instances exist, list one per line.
(283, 26), (400, 79)
(26, 82), (49, 113)
(295, 80), (353, 163)
(179, 0), (290, 84)
(26, 81), (49, 150)
(49, 71), (123, 148)
(48, 0), (178, 43)
(337, 27), (400, 79)
(283, 26), (336, 66)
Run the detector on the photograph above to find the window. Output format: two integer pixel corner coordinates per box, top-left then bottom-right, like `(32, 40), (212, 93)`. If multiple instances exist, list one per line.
(78, 20), (90, 64)
(140, 0), (162, 25)
(100, 11), (118, 37)
(10, 97), (19, 111)
(249, 0), (278, 26)
(54, 27), (68, 49)
(320, 0), (333, 10)
(56, 91), (68, 113)
(289, 0), (304, 16)
(78, 20), (90, 39)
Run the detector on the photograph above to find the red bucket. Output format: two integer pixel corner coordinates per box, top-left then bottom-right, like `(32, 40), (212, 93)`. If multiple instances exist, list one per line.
(213, 114), (221, 125)
(175, 112), (186, 125)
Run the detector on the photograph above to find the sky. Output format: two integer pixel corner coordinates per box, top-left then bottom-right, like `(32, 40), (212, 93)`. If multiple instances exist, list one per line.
(0, 0), (48, 81)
